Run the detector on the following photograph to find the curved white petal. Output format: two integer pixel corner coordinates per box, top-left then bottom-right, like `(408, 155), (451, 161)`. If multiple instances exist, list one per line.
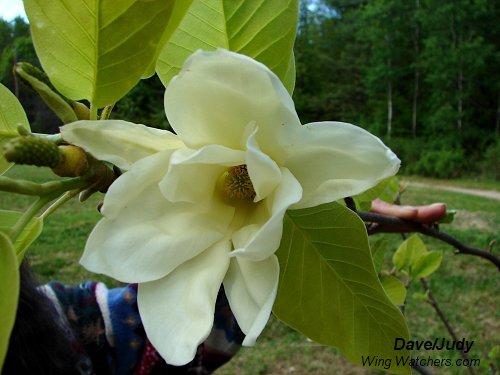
(245, 125), (282, 202)
(80, 151), (234, 283)
(223, 255), (279, 346)
(139, 238), (231, 365)
(230, 168), (302, 261)
(160, 145), (245, 203)
(61, 120), (184, 170)
(164, 49), (301, 164)
(285, 122), (400, 209)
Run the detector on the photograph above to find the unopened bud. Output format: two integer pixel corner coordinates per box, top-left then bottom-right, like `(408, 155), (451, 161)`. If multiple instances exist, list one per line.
(52, 145), (89, 177)
(71, 102), (90, 120)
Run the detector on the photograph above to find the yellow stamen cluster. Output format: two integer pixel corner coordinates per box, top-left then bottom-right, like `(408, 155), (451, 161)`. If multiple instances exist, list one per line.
(223, 164), (256, 201)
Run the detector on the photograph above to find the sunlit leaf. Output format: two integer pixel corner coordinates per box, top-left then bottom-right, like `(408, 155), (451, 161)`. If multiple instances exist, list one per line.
(393, 235), (442, 279)
(392, 234), (426, 274)
(380, 275), (407, 306)
(438, 209), (456, 224)
(274, 202), (410, 374)
(0, 232), (20, 370)
(353, 177), (391, 210)
(142, 0), (194, 78)
(411, 251), (442, 279)
(0, 210), (43, 263)
(0, 83), (30, 175)
(24, 0), (185, 108)
(156, 0), (298, 93)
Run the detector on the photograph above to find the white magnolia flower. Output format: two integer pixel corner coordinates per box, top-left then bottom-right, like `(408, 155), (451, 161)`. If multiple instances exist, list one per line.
(61, 49), (400, 365)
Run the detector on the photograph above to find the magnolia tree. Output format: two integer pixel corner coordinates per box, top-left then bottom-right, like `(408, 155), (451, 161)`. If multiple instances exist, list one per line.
(0, 1), (498, 374)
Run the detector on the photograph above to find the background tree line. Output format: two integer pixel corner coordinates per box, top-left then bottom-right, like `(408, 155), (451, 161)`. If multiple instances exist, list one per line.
(1, 0), (498, 179)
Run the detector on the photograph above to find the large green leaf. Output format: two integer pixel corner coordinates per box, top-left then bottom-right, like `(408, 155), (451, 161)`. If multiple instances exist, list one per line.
(0, 232), (20, 371)
(0, 84), (30, 175)
(24, 0), (185, 108)
(274, 202), (410, 374)
(156, 0), (298, 93)
(0, 210), (43, 263)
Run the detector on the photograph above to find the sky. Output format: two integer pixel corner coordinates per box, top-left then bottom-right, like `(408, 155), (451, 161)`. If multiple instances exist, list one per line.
(0, 0), (27, 21)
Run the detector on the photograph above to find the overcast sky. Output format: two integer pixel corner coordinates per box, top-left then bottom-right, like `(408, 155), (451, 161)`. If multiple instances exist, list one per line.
(0, 0), (27, 21)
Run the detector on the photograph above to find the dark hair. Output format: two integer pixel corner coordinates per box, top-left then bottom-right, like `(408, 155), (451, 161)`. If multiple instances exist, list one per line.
(2, 260), (80, 375)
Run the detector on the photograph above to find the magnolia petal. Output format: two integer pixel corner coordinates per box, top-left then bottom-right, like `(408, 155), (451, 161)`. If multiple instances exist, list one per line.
(231, 168), (302, 261)
(245, 125), (282, 202)
(223, 255), (279, 346)
(139, 238), (231, 365)
(80, 152), (233, 283)
(160, 145), (245, 203)
(164, 49), (301, 164)
(61, 120), (184, 170)
(286, 122), (401, 209)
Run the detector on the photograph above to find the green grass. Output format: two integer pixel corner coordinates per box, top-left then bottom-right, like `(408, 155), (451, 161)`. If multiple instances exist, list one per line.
(402, 175), (500, 191)
(1, 166), (499, 374)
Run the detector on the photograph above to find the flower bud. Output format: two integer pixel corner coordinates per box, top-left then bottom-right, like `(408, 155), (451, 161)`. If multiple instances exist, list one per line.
(52, 145), (89, 177)
(3, 136), (63, 168)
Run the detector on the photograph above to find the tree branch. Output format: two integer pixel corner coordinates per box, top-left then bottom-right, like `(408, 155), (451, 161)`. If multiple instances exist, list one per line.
(420, 278), (475, 375)
(357, 211), (500, 270)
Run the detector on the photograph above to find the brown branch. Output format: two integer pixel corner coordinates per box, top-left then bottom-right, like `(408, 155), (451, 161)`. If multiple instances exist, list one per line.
(420, 279), (475, 375)
(357, 211), (500, 271)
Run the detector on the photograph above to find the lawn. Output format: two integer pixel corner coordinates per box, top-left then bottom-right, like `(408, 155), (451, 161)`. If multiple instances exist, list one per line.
(1, 166), (498, 374)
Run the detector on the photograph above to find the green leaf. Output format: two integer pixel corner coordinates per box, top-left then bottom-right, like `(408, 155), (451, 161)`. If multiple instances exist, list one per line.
(438, 209), (456, 224)
(142, 0), (194, 78)
(411, 251), (442, 279)
(380, 275), (407, 306)
(0, 210), (43, 263)
(156, 0), (299, 93)
(0, 232), (20, 371)
(24, 0), (183, 108)
(393, 235), (442, 279)
(392, 234), (427, 273)
(0, 83), (30, 175)
(274, 202), (410, 374)
(371, 238), (388, 274)
(353, 177), (391, 210)
(352, 176), (400, 210)
(14, 63), (78, 124)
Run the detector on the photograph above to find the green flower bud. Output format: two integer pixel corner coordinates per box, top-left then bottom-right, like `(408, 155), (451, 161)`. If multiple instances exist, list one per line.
(3, 136), (63, 168)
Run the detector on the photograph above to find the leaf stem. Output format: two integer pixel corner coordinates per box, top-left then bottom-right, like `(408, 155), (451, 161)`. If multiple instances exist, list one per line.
(40, 189), (80, 219)
(10, 194), (55, 241)
(90, 104), (98, 120)
(0, 176), (87, 196)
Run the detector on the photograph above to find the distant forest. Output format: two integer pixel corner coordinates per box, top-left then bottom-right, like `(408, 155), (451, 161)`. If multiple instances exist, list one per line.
(1, 0), (498, 179)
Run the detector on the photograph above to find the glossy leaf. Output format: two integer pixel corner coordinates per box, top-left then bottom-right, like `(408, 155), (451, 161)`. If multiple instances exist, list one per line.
(156, 0), (299, 93)
(0, 210), (43, 263)
(274, 202), (410, 374)
(0, 84), (30, 175)
(24, 0), (183, 108)
(0, 232), (20, 371)
(380, 275), (407, 306)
